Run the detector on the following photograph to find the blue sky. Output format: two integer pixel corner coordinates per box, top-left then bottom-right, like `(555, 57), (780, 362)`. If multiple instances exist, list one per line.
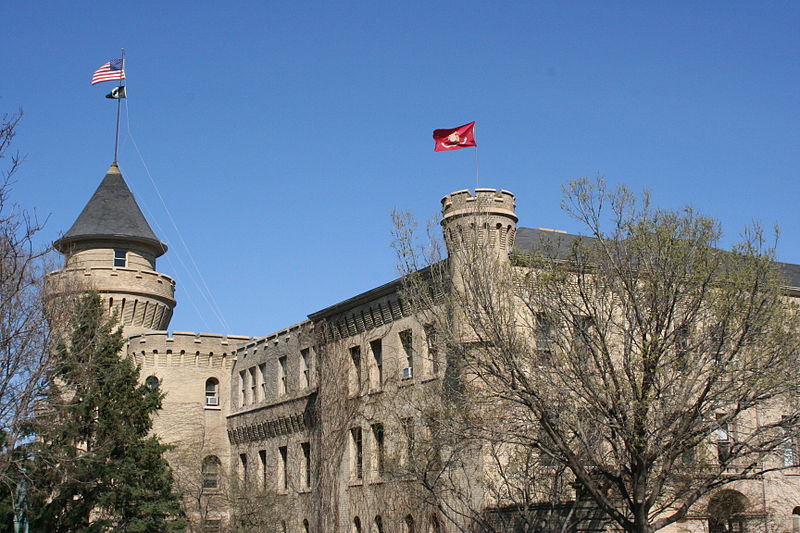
(3, 2), (798, 336)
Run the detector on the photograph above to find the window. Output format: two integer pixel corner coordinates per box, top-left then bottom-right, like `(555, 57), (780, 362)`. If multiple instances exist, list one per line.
(301, 441), (311, 488)
(239, 453), (248, 484)
(400, 330), (413, 379)
(370, 339), (383, 390)
(113, 249), (127, 267)
(375, 516), (384, 533)
(402, 417), (415, 466)
(258, 363), (267, 401)
(535, 313), (553, 352)
(249, 367), (257, 402)
(350, 345), (362, 393)
(145, 375), (159, 390)
(428, 515), (442, 533)
(353, 517), (362, 533)
(279, 445), (288, 490)
(258, 450), (267, 488)
(716, 417), (731, 464)
(372, 423), (385, 476)
(238, 371), (246, 406)
(303, 519), (310, 533)
(300, 348), (310, 389)
(202, 455), (221, 490)
(205, 378), (219, 407)
(425, 325), (439, 374)
(351, 427), (363, 480)
(783, 419), (798, 467)
(278, 356), (288, 395)
(674, 325), (690, 368)
(572, 315), (592, 359)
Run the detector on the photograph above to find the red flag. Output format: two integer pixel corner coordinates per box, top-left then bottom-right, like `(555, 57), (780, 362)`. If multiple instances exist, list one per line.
(433, 121), (477, 151)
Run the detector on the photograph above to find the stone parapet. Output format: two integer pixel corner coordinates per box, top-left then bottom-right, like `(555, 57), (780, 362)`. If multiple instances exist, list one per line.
(440, 188), (518, 256)
(441, 188), (517, 223)
(47, 266), (176, 332)
(128, 331), (252, 369)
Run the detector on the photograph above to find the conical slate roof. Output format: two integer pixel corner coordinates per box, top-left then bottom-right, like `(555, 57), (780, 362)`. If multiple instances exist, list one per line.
(54, 163), (167, 256)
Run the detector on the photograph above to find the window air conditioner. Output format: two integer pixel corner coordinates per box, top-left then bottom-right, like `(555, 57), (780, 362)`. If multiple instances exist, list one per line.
(206, 397), (219, 406)
(402, 367), (413, 380)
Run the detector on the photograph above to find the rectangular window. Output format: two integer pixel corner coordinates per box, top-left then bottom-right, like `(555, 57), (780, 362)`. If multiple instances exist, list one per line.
(572, 316), (592, 359)
(301, 442), (311, 488)
(535, 313), (553, 352)
(278, 356), (288, 395)
(238, 371), (246, 406)
(113, 249), (127, 267)
(349, 346), (362, 393)
(258, 450), (267, 489)
(783, 417), (798, 467)
(370, 339), (383, 390)
(425, 324), (439, 374)
(716, 417), (731, 464)
(401, 418), (414, 466)
(351, 427), (363, 480)
(300, 348), (310, 390)
(239, 453), (248, 484)
(372, 423), (385, 476)
(258, 363), (267, 401)
(249, 367), (257, 403)
(400, 330), (413, 379)
(278, 445), (288, 490)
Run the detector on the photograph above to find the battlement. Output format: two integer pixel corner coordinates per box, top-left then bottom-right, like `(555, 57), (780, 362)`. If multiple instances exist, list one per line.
(440, 188), (518, 256)
(234, 321), (312, 361)
(46, 266), (175, 301)
(441, 188), (517, 223)
(127, 331), (251, 370)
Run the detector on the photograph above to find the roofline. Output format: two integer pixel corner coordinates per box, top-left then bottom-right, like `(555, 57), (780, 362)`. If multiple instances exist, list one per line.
(308, 276), (405, 321)
(53, 233), (169, 256)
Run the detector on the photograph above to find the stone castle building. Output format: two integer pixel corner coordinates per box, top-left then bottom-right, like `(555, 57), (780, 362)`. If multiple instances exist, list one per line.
(48, 162), (800, 532)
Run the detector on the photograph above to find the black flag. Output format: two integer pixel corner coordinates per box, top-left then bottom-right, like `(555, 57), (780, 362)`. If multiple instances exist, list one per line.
(105, 86), (126, 99)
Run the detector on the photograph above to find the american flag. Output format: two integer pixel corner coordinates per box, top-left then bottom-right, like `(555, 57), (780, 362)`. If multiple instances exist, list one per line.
(91, 59), (125, 85)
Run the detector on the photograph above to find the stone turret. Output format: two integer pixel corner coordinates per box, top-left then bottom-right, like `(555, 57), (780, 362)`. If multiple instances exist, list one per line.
(48, 163), (176, 335)
(440, 188), (518, 261)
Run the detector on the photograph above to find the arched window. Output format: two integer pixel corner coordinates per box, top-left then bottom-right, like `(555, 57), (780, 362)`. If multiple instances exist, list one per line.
(792, 507), (800, 533)
(353, 516), (362, 533)
(404, 515), (415, 533)
(708, 490), (748, 533)
(303, 519), (310, 533)
(202, 455), (221, 490)
(145, 375), (159, 390)
(205, 377), (219, 406)
(374, 515), (384, 533)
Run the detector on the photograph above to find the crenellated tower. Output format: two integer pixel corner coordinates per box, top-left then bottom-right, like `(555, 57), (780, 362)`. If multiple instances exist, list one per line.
(440, 188), (518, 262)
(48, 162), (176, 335)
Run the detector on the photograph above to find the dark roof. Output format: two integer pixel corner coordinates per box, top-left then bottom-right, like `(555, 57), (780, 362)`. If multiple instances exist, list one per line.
(514, 227), (800, 288)
(514, 227), (589, 260)
(54, 163), (167, 256)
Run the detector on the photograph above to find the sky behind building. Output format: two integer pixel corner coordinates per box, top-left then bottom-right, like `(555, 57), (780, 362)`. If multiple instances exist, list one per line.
(3, 1), (799, 335)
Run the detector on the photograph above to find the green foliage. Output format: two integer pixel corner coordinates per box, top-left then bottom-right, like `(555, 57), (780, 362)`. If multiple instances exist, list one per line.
(30, 293), (185, 532)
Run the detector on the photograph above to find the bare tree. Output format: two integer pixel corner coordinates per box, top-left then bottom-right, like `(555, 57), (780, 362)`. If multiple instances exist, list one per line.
(393, 178), (800, 533)
(0, 109), (57, 492)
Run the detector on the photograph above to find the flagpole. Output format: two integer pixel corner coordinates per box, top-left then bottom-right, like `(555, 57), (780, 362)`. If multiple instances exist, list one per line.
(113, 49), (125, 163)
(474, 144), (480, 190)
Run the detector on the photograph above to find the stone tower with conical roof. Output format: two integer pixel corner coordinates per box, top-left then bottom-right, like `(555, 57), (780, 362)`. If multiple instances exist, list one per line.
(49, 162), (176, 335)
